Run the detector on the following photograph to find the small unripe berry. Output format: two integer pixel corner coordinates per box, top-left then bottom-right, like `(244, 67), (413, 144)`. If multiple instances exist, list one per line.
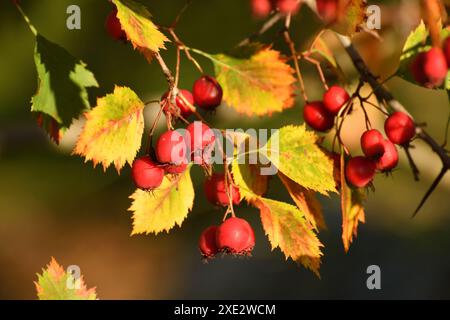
(162, 89), (194, 118)
(204, 173), (241, 207)
(384, 112), (415, 145)
(199, 226), (219, 258)
(360, 129), (385, 159)
(131, 156), (164, 190)
(375, 140), (399, 172)
(316, 0), (338, 23)
(192, 76), (223, 110)
(303, 101), (335, 132)
(323, 85), (350, 115)
(216, 217), (255, 255)
(443, 37), (450, 66)
(105, 9), (126, 41)
(411, 48), (448, 88)
(345, 156), (376, 188)
(251, 0), (272, 18)
(155, 130), (187, 165)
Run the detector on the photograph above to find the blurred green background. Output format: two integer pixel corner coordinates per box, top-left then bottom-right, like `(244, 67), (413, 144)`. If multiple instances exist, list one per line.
(0, 0), (449, 299)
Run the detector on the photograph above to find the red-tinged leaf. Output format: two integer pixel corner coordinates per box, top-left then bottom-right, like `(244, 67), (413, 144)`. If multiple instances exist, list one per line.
(112, 0), (168, 61)
(35, 257), (97, 300)
(278, 172), (326, 230)
(340, 152), (366, 252)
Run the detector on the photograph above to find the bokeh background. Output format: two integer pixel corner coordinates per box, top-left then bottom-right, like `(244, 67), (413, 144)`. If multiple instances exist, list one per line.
(0, 0), (449, 299)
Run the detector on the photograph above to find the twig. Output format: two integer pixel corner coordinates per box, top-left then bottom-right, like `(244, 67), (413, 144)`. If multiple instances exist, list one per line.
(336, 33), (450, 216)
(238, 12), (284, 47)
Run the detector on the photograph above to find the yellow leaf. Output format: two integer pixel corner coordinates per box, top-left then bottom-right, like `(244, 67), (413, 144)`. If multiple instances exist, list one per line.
(231, 160), (268, 201)
(35, 257), (97, 300)
(129, 165), (194, 235)
(112, 0), (168, 60)
(74, 86), (145, 172)
(213, 47), (296, 116)
(340, 152), (366, 252)
(255, 198), (323, 277)
(278, 172), (326, 231)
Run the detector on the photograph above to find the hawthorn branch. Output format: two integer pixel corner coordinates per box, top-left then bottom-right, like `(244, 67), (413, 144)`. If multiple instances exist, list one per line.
(336, 34), (450, 215)
(238, 12), (284, 47)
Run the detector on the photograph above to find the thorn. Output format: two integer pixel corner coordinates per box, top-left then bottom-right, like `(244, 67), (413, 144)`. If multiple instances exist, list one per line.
(412, 167), (448, 218)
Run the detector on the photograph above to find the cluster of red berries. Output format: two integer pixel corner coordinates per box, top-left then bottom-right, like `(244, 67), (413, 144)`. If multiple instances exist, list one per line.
(199, 217), (255, 259)
(411, 37), (450, 89)
(303, 85), (350, 132)
(251, 0), (301, 18)
(131, 74), (223, 190)
(345, 112), (416, 188)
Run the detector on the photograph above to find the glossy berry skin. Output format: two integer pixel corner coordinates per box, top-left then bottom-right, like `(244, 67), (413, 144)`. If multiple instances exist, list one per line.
(204, 173), (241, 207)
(199, 226), (219, 258)
(444, 37), (450, 66)
(303, 101), (335, 132)
(375, 140), (398, 172)
(316, 0), (338, 23)
(360, 129), (385, 159)
(323, 85), (350, 115)
(345, 156), (376, 188)
(251, 0), (272, 18)
(155, 130), (187, 165)
(192, 76), (223, 110)
(162, 89), (194, 118)
(105, 9), (126, 41)
(186, 122), (215, 151)
(384, 112), (415, 145)
(216, 217), (255, 254)
(411, 48), (448, 88)
(132, 156), (164, 190)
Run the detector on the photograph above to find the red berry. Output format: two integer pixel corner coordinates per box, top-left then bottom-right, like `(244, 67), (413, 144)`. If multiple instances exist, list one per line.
(199, 226), (219, 258)
(276, 0), (300, 14)
(384, 112), (415, 145)
(162, 89), (194, 118)
(186, 122), (216, 165)
(345, 156), (376, 188)
(155, 130), (187, 165)
(443, 37), (450, 66)
(323, 85), (350, 115)
(316, 0), (338, 23)
(411, 48), (448, 88)
(105, 9), (126, 41)
(204, 173), (241, 207)
(131, 156), (164, 190)
(303, 101), (335, 132)
(375, 140), (398, 172)
(164, 162), (187, 174)
(192, 76), (223, 110)
(360, 129), (385, 159)
(216, 217), (255, 255)
(251, 0), (272, 18)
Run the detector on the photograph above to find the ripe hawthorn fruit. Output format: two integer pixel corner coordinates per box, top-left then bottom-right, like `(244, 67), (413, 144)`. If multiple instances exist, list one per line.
(251, 0), (272, 18)
(276, 0), (301, 14)
(375, 139), (399, 172)
(105, 8), (126, 41)
(204, 173), (241, 207)
(316, 0), (338, 23)
(186, 122), (216, 164)
(384, 112), (415, 145)
(303, 101), (335, 132)
(199, 226), (219, 258)
(360, 129), (385, 159)
(192, 76), (223, 110)
(131, 156), (164, 190)
(411, 48), (448, 88)
(155, 130), (187, 165)
(164, 162), (188, 174)
(162, 89), (194, 118)
(216, 217), (255, 255)
(345, 156), (376, 188)
(323, 85), (350, 115)
(444, 37), (450, 66)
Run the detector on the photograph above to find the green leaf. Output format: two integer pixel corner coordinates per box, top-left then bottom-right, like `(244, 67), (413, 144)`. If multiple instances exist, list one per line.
(129, 165), (195, 235)
(231, 160), (268, 201)
(331, 0), (367, 36)
(112, 0), (168, 60)
(32, 35), (98, 143)
(35, 258), (97, 300)
(397, 22), (450, 89)
(209, 46), (296, 116)
(74, 86), (145, 172)
(262, 125), (336, 195)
